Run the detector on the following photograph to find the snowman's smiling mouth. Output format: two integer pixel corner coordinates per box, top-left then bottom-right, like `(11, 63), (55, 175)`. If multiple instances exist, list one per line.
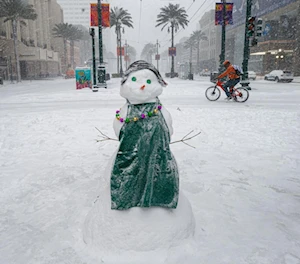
(140, 85), (146, 90)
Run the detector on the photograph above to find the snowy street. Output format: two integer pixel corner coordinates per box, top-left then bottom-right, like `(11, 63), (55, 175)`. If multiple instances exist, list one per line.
(0, 77), (300, 264)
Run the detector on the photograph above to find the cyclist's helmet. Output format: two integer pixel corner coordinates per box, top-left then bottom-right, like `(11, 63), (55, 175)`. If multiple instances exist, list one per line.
(223, 60), (230, 66)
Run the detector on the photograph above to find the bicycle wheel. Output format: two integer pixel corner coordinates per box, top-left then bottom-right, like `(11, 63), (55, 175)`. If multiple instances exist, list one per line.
(233, 88), (249, 103)
(205, 86), (221, 101)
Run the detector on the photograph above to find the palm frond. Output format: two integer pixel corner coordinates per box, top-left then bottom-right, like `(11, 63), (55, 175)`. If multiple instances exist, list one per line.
(0, 0), (37, 21)
(155, 3), (189, 31)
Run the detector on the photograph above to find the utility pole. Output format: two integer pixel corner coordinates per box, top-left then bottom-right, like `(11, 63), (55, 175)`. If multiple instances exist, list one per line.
(156, 39), (159, 70)
(218, 0), (227, 72)
(241, 0), (252, 90)
(96, 0), (107, 89)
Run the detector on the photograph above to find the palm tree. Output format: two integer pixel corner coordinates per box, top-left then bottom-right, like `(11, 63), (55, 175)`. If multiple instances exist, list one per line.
(0, 0), (37, 82)
(110, 7), (133, 75)
(126, 45), (137, 65)
(68, 26), (83, 68)
(53, 24), (83, 70)
(141, 43), (156, 64)
(156, 3), (189, 78)
(184, 36), (197, 79)
(191, 30), (207, 74)
(74, 24), (91, 66)
(53, 23), (73, 71)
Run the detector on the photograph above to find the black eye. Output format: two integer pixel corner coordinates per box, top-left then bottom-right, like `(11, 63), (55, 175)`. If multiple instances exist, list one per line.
(132, 77), (137, 82)
(146, 79), (151, 84)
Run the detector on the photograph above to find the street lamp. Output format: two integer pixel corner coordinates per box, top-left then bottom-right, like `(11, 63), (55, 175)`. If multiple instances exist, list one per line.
(96, 0), (107, 89)
(218, 0), (227, 72)
(89, 28), (97, 90)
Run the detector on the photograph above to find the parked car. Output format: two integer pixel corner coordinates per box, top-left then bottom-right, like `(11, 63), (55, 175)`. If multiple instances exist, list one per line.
(264, 70), (294, 82)
(200, 69), (211, 76)
(248, 71), (257, 80)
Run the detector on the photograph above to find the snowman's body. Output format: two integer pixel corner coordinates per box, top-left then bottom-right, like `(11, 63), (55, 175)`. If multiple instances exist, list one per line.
(111, 69), (179, 210)
(83, 64), (196, 262)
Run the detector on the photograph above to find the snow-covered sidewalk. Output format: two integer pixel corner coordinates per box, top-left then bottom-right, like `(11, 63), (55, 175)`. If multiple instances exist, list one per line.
(0, 77), (300, 264)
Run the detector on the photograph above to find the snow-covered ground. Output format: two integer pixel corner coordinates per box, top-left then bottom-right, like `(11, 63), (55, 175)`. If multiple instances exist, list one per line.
(0, 77), (300, 264)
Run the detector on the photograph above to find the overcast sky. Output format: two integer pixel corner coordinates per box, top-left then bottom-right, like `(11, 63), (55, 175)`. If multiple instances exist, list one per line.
(106, 0), (215, 56)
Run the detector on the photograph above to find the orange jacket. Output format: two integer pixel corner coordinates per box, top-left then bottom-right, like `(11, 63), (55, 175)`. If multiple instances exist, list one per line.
(217, 64), (239, 80)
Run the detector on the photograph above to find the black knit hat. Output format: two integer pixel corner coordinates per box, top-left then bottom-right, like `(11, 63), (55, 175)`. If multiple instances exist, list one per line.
(121, 60), (167, 87)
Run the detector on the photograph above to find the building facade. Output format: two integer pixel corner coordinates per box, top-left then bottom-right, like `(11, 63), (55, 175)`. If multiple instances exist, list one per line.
(226, 0), (299, 75)
(0, 0), (64, 80)
(199, 10), (222, 72)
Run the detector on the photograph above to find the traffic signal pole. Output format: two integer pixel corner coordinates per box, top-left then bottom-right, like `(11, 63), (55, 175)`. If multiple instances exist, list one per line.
(241, 0), (252, 90)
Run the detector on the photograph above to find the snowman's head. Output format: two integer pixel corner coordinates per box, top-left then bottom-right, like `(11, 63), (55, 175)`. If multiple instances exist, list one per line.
(120, 60), (167, 104)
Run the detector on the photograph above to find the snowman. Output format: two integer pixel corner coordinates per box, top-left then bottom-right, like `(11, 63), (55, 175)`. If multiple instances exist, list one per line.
(83, 61), (196, 262)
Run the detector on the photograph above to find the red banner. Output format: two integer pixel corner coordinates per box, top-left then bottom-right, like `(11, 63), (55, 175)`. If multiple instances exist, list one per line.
(124, 55), (130, 61)
(117, 47), (125, 56)
(155, 54), (160, 60)
(90, 3), (110, 27)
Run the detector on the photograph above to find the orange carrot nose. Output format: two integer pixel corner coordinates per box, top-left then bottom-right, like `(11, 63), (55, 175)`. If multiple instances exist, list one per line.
(140, 85), (146, 90)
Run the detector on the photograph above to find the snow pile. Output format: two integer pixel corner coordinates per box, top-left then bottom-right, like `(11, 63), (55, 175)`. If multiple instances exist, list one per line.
(82, 155), (196, 262)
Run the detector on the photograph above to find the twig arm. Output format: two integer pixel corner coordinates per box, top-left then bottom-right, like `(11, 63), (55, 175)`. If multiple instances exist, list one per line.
(170, 130), (201, 148)
(95, 127), (118, 142)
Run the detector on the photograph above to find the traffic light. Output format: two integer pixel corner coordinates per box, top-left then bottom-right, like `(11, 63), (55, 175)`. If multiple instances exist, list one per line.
(256, 18), (263, 37)
(251, 38), (258, 47)
(247, 16), (256, 37)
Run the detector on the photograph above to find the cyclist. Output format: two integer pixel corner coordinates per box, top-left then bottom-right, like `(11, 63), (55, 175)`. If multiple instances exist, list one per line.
(217, 60), (241, 100)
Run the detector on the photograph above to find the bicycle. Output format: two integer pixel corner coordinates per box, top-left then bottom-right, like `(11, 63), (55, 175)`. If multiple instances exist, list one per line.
(205, 79), (249, 103)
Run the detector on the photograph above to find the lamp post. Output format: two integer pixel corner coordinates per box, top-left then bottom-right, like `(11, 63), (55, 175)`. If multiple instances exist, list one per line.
(96, 0), (107, 89)
(89, 28), (97, 89)
(170, 19), (175, 78)
(125, 39), (129, 70)
(156, 39), (160, 70)
(218, 0), (227, 73)
(119, 26), (124, 77)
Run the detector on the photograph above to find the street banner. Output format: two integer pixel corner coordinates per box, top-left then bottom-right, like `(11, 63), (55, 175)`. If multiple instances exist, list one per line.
(117, 47), (125, 56)
(168, 47), (176, 56)
(124, 55), (130, 61)
(75, 67), (92, 89)
(155, 54), (160, 60)
(90, 3), (110, 27)
(215, 3), (233, 25)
